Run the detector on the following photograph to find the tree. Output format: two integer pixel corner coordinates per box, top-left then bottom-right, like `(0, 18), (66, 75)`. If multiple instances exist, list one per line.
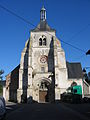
(88, 72), (90, 81)
(83, 68), (90, 84)
(0, 70), (4, 81)
(0, 70), (4, 96)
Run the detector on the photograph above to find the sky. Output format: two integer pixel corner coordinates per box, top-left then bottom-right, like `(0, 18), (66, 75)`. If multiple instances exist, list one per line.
(0, 0), (90, 79)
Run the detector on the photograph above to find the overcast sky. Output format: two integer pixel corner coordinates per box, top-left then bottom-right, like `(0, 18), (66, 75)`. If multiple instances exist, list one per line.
(0, 0), (90, 79)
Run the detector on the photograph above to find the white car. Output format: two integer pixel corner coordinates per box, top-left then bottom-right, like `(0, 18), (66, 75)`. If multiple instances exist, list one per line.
(0, 97), (6, 120)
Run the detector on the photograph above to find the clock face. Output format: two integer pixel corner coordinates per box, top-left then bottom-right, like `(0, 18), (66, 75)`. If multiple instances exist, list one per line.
(40, 55), (48, 63)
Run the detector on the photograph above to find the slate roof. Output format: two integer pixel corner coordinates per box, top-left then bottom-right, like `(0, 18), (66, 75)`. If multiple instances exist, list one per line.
(66, 62), (83, 79)
(31, 21), (55, 32)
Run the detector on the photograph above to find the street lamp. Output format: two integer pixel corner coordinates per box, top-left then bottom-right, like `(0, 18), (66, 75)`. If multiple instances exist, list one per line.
(86, 49), (90, 55)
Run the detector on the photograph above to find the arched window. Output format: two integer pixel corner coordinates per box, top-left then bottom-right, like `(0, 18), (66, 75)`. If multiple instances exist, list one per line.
(43, 38), (46, 46)
(39, 38), (42, 46)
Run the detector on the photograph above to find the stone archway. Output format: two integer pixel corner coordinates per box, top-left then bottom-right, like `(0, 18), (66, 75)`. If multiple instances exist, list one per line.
(35, 77), (52, 103)
(39, 81), (50, 102)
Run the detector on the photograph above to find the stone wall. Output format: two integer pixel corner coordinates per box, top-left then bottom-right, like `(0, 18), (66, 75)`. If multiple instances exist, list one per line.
(6, 65), (20, 102)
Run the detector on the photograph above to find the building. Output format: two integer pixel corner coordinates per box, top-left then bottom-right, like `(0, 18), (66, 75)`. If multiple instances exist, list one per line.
(5, 6), (88, 103)
(5, 65), (19, 102)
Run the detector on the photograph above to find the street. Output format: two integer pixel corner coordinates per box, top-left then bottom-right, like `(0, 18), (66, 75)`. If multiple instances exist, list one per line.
(5, 102), (90, 120)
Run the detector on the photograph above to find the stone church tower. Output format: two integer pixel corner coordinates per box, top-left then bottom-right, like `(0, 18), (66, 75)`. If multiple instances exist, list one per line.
(5, 6), (86, 103)
(17, 6), (68, 103)
(5, 7), (85, 103)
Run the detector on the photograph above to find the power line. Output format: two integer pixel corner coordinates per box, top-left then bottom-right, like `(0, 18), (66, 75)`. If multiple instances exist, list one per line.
(74, 53), (86, 60)
(66, 24), (90, 43)
(0, 4), (86, 54)
(60, 39), (85, 53)
(0, 4), (37, 28)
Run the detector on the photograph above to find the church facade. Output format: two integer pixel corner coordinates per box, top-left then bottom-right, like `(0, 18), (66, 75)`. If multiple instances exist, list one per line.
(5, 7), (84, 103)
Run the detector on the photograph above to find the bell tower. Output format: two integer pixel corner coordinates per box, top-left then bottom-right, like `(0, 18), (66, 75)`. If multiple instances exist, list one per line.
(40, 6), (46, 21)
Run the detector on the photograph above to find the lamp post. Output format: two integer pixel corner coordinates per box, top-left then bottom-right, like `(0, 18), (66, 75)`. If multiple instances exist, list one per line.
(86, 49), (90, 55)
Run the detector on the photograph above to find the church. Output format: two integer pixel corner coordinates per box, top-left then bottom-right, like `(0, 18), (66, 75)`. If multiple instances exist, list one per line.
(5, 6), (85, 103)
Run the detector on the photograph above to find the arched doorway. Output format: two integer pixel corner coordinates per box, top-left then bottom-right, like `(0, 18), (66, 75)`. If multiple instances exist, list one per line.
(39, 81), (50, 102)
(36, 77), (51, 103)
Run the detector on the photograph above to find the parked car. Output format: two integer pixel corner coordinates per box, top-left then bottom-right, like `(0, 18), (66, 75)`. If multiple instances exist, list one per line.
(0, 96), (6, 119)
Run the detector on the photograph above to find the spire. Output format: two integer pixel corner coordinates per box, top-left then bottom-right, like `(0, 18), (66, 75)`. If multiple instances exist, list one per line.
(40, 6), (46, 21)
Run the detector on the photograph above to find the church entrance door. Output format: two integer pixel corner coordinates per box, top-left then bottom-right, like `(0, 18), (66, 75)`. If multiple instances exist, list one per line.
(39, 90), (47, 103)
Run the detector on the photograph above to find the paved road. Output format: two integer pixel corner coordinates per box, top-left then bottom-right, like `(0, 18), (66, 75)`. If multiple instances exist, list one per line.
(5, 103), (90, 120)
(62, 102), (90, 118)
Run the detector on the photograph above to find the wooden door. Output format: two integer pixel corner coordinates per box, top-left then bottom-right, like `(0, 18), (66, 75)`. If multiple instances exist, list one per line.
(39, 91), (47, 102)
